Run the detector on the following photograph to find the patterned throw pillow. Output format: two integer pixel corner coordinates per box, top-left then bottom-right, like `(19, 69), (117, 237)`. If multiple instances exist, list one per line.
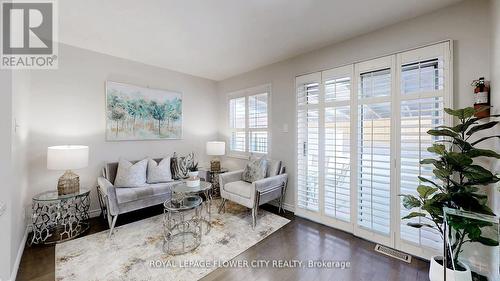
(170, 152), (194, 180)
(242, 155), (268, 183)
(114, 158), (148, 187)
(147, 158), (172, 183)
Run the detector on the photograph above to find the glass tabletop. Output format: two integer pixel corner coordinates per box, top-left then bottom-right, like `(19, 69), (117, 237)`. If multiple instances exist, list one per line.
(164, 195), (203, 211)
(33, 188), (90, 201)
(172, 181), (212, 194)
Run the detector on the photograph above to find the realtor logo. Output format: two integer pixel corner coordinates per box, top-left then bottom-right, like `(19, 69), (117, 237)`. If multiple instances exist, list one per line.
(1, 1), (58, 69)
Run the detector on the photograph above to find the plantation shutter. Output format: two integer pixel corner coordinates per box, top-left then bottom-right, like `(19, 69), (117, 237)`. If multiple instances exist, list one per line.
(248, 93), (268, 153)
(229, 97), (246, 152)
(296, 73), (321, 212)
(397, 42), (451, 255)
(322, 66), (353, 223)
(294, 42), (452, 259)
(355, 57), (393, 239)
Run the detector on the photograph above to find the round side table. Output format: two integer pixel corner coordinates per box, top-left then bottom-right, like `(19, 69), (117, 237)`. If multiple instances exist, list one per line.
(163, 195), (203, 255)
(30, 188), (90, 245)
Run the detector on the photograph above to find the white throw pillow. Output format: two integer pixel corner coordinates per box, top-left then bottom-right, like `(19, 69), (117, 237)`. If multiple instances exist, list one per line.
(147, 158), (172, 183)
(114, 158), (148, 187)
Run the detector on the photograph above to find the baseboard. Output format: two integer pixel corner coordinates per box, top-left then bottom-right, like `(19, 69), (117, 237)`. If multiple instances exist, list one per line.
(9, 226), (28, 281)
(89, 209), (101, 218)
(8, 209), (101, 281)
(268, 201), (295, 213)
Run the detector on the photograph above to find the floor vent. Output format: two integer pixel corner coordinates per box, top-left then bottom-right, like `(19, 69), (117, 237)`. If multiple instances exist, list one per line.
(374, 244), (412, 263)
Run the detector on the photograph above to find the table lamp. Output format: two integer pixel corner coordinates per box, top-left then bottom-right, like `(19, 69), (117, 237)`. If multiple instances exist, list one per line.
(206, 141), (225, 171)
(47, 145), (89, 195)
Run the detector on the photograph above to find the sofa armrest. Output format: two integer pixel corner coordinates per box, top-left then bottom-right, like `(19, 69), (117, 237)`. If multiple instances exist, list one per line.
(254, 173), (288, 193)
(97, 176), (119, 216)
(219, 169), (243, 187)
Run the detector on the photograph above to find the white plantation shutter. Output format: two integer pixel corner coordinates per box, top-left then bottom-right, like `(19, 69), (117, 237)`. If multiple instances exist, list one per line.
(228, 85), (270, 155)
(324, 106), (351, 221)
(295, 41), (451, 259)
(249, 93), (268, 153)
(322, 65), (353, 224)
(397, 42), (451, 256)
(297, 73), (321, 212)
(400, 98), (444, 249)
(355, 56), (393, 239)
(229, 97), (246, 152)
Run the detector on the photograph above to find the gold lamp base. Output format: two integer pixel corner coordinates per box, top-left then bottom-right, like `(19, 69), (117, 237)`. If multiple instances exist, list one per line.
(210, 158), (221, 172)
(57, 170), (80, 196)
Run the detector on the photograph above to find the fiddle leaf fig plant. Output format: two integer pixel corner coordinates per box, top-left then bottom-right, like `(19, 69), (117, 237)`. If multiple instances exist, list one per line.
(401, 106), (500, 269)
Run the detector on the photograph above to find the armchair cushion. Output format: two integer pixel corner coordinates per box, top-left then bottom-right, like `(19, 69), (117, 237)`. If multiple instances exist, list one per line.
(242, 155), (267, 183)
(223, 180), (253, 199)
(115, 182), (174, 204)
(266, 160), (282, 177)
(219, 169), (244, 187)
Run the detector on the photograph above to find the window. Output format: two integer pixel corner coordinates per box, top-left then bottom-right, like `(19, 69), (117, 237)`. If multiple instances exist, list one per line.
(297, 75), (320, 211)
(228, 85), (270, 156)
(295, 41), (451, 259)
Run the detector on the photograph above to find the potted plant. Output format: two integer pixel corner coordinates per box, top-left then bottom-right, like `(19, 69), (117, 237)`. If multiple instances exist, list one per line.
(401, 107), (500, 281)
(188, 162), (199, 178)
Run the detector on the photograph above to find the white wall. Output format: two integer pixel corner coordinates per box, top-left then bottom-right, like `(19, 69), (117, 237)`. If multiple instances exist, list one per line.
(25, 43), (219, 215)
(10, 70), (31, 281)
(216, 0), (491, 211)
(0, 69), (13, 281)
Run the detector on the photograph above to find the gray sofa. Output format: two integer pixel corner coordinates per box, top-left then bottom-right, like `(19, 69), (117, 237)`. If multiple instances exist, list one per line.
(97, 159), (191, 237)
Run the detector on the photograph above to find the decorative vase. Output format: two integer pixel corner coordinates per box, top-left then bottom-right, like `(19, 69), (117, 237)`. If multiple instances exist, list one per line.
(188, 171), (199, 178)
(429, 256), (472, 281)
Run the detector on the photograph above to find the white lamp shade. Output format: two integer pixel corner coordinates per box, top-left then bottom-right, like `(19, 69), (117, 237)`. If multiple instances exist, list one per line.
(47, 145), (89, 170)
(206, 141), (225, 156)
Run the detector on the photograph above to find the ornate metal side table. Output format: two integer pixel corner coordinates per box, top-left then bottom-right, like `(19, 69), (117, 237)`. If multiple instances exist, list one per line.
(171, 181), (213, 234)
(203, 168), (228, 198)
(163, 195), (203, 255)
(30, 188), (90, 245)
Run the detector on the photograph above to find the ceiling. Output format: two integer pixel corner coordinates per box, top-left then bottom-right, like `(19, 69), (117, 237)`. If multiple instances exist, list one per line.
(59, 0), (462, 81)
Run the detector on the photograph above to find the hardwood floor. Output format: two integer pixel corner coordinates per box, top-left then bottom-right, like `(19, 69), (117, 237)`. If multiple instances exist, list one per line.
(16, 204), (430, 281)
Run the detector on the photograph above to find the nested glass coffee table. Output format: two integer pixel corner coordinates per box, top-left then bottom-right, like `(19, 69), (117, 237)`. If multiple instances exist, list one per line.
(171, 181), (213, 234)
(163, 195), (203, 255)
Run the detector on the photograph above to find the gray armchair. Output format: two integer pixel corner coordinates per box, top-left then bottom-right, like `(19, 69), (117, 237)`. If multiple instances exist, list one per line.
(218, 160), (288, 228)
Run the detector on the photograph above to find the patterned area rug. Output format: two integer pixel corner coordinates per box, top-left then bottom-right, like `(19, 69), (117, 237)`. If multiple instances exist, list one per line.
(55, 200), (290, 281)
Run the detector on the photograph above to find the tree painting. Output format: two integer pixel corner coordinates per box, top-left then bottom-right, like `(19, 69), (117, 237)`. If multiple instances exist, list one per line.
(106, 81), (182, 140)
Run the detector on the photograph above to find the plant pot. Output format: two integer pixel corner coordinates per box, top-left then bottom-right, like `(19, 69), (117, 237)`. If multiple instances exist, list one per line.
(429, 255), (472, 281)
(188, 171), (199, 178)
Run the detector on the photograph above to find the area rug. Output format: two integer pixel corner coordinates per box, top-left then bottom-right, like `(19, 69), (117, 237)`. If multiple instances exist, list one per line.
(55, 200), (290, 281)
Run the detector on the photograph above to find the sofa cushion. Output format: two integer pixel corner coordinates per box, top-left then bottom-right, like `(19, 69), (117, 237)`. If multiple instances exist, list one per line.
(147, 158), (172, 183)
(223, 180), (253, 199)
(266, 159), (282, 177)
(241, 155), (267, 183)
(114, 158), (148, 187)
(116, 182), (175, 204)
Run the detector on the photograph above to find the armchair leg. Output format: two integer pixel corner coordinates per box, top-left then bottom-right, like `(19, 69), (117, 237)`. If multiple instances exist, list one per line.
(252, 207), (257, 229)
(218, 198), (227, 214)
(108, 215), (118, 238)
(278, 196), (283, 214)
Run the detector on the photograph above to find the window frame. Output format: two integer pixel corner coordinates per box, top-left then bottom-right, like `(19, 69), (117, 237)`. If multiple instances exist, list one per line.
(227, 84), (271, 158)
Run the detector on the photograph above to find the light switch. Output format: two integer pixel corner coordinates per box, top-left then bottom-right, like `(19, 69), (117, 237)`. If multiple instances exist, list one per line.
(282, 123), (288, 133)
